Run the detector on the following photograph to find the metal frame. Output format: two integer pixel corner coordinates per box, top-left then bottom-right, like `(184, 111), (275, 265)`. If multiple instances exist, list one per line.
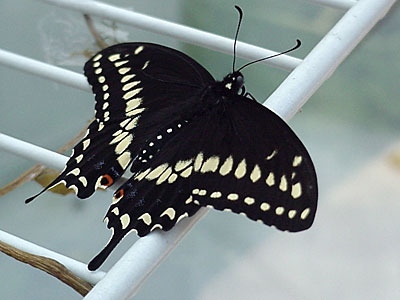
(0, 0), (396, 299)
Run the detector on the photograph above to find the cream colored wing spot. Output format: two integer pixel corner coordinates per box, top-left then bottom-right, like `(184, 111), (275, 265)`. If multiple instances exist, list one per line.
(185, 196), (193, 204)
(260, 202), (270, 211)
(194, 200), (200, 205)
(108, 53), (120, 62)
(192, 188), (200, 195)
(118, 67), (131, 75)
(210, 191), (222, 198)
(103, 93), (110, 100)
(123, 81), (140, 91)
(95, 176), (104, 190)
(279, 175), (288, 192)
(102, 102), (109, 110)
(180, 166), (193, 178)
(288, 210), (297, 219)
(126, 108), (145, 117)
(117, 152), (131, 169)
(78, 176), (88, 187)
(67, 168), (80, 176)
(135, 168), (151, 181)
(120, 214), (131, 229)
(93, 53), (102, 61)
(227, 193), (239, 201)
(239, 212), (247, 217)
(123, 88), (143, 100)
(160, 207), (176, 220)
(113, 129), (123, 137)
(115, 134), (133, 154)
(175, 159), (193, 172)
(114, 60), (129, 67)
(98, 76), (106, 83)
(300, 208), (311, 220)
(244, 197), (255, 205)
(250, 164), (261, 183)
(142, 60), (150, 70)
(75, 154), (84, 163)
(138, 213), (152, 225)
(126, 98), (142, 112)
(94, 68), (102, 74)
(98, 122), (105, 131)
(177, 212), (189, 223)
(219, 155), (233, 176)
(265, 172), (275, 186)
(275, 207), (285, 215)
(156, 167), (173, 185)
(151, 224), (163, 231)
(145, 163), (169, 180)
(125, 117), (139, 131)
(111, 207), (119, 216)
(69, 185), (79, 194)
(82, 139), (91, 150)
(224, 208), (232, 212)
(293, 155), (303, 167)
(193, 153), (204, 172)
(234, 159), (247, 179)
(102, 84), (109, 91)
(93, 61), (100, 67)
(110, 131), (128, 145)
(103, 111), (110, 119)
(167, 173), (178, 183)
(121, 74), (135, 83)
(119, 119), (131, 128)
(200, 156), (220, 173)
(198, 189), (207, 196)
(134, 46), (144, 55)
(291, 182), (302, 199)
(266, 149), (278, 160)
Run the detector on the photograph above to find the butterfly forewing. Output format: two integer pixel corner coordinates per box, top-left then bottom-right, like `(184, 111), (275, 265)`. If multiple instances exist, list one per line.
(26, 43), (215, 202)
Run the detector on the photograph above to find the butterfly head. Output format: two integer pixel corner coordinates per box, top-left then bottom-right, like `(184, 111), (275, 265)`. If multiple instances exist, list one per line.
(222, 71), (245, 95)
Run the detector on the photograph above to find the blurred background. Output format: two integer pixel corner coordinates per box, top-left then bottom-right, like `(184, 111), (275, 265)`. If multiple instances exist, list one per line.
(1, 0), (400, 299)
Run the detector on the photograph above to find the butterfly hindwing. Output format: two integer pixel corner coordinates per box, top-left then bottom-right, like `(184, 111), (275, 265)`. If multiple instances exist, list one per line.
(87, 94), (317, 269)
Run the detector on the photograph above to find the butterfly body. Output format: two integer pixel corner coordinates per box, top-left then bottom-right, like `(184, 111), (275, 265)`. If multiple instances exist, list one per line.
(27, 42), (317, 271)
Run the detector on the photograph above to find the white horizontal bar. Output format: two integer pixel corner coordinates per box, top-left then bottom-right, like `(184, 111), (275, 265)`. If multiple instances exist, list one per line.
(298, 0), (357, 10)
(266, 0), (396, 120)
(0, 229), (105, 285)
(36, 0), (302, 71)
(0, 49), (90, 92)
(0, 133), (68, 170)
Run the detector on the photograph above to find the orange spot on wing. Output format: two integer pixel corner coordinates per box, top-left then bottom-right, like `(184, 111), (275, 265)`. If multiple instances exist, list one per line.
(101, 174), (114, 187)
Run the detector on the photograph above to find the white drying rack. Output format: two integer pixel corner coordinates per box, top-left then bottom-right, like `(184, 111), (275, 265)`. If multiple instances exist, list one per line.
(0, 0), (397, 299)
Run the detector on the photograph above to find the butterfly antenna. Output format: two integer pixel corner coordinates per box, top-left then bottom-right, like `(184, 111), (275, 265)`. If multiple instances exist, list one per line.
(232, 5), (243, 72)
(237, 39), (302, 72)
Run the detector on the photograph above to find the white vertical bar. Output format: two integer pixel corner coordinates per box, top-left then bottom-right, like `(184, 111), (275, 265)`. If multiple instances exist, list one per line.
(266, 0), (396, 120)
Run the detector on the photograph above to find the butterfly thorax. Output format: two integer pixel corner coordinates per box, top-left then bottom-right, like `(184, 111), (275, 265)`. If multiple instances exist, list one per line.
(217, 71), (244, 97)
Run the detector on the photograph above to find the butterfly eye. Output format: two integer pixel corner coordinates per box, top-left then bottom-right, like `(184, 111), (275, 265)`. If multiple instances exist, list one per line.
(235, 75), (244, 89)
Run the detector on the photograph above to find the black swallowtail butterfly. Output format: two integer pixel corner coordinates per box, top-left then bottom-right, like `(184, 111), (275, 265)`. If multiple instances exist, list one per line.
(26, 6), (317, 271)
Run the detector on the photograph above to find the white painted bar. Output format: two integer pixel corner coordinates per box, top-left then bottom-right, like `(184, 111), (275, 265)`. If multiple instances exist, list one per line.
(298, 0), (357, 10)
(36, 0), (302, 71)
(0, 49), (90, 92)
(0, 133), (68, 170)
(266, 0), (396, 120)
(0, 229), (105, 285)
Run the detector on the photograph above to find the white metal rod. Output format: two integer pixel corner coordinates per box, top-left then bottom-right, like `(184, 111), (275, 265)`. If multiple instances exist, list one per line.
(266, 0), (396, 120)
(298, 0), (357, 10)
(0, 49), (90, 92)
(36, 0), (302, 71)
(0, 229), (105, 285)
(0, 133), (68, 170)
